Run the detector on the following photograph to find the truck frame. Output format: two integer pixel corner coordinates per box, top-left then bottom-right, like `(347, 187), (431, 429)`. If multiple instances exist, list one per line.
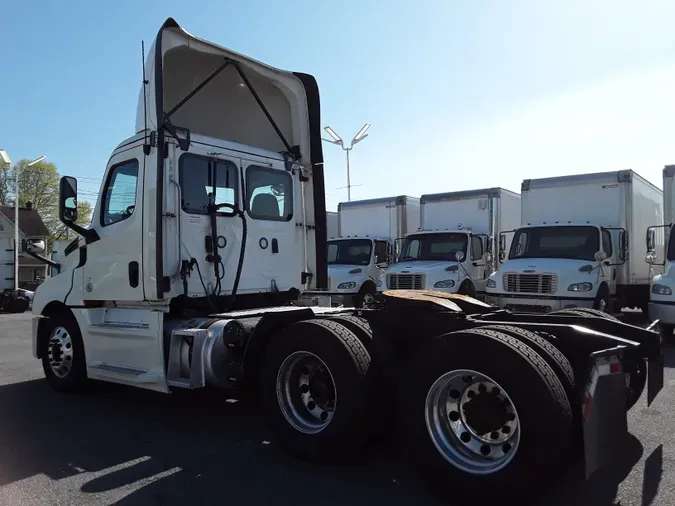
(30, 18), (665, 505)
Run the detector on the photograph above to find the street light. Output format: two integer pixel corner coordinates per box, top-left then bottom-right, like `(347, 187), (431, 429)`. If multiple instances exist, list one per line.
(322, 122), (371, 202)
(0, 152), (47, 291)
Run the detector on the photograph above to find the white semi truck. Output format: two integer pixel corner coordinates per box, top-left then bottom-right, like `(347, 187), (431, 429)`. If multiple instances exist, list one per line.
(325, 195), (419, 306)
(486, 170), (663, 314)
(646, 164), (675, 340)
(30, 18), (665, 505)
(385, 187), (520, 298)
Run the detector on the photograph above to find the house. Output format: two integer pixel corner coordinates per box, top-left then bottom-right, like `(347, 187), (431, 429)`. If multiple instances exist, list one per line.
(0, 202), (50, 291)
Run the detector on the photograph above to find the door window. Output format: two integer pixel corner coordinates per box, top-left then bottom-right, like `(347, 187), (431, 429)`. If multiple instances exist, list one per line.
(246, 166), (293, 221)
(101, 160), (139, 227)
(602, 229), (613, 257)
(374, 241), (389, 265)
(471, 235), (484, 261)
(179, 154), (239, 214)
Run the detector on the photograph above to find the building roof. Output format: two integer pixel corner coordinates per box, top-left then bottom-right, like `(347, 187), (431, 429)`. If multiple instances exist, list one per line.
(0, 205), (50, 237)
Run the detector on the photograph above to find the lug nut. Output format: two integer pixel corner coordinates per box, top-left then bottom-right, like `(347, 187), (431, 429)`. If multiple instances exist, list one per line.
(478, 383), (487, 393)
(491, 387), (500, 395)
(491, 431), (500, 440)
(467, 390), (476, 399)
(502, 426), (511, 434)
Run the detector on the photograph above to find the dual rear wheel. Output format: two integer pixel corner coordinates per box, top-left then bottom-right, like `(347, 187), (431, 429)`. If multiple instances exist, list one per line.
(260, 319), (575, 504)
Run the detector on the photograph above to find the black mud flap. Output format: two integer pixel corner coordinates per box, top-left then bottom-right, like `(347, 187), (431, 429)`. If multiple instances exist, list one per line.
(582, 346), (628, 479)
(647, 320), (665, 406)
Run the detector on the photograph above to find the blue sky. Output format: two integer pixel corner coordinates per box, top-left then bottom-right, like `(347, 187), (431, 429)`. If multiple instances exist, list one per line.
(2, 1), (675, 211)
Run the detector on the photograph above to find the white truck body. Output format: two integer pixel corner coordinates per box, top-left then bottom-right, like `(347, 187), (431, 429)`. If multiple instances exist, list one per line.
(486, 170), (663, 313)
(326, 195), (420, 304)
(385, 187), (520, 296)
(647, 165), (675, 326)
(326, 211), (338, 239)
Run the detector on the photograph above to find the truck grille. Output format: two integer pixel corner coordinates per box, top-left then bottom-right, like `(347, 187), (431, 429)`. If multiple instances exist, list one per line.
(503, 273), (557, 294)
(386, 273), (426, 290)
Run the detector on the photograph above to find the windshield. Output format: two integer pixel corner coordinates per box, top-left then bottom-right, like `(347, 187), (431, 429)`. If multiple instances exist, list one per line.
(509, 226), (600, 261)
(399, 233), (468, 262)
(327, 239), (372, 266)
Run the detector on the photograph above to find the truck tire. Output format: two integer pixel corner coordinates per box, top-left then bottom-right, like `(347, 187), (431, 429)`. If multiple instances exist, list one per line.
(260, 318), (373, 462)
(328, 314), (398, 426)
(400, 327), (573, 504)
(41, 312), (88, 392)
(593, 284), (611, 313)
(353, 283), (376, 308)
(7, 297), (29, 313)
(458, 281), (477, 299)
(549, 307), (619, 322)
(478, 325), (577, 415)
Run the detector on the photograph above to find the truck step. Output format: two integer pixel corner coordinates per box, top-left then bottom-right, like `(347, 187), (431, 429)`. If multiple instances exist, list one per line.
(88, 363), (159, 383)
(166, 328), (210, 389)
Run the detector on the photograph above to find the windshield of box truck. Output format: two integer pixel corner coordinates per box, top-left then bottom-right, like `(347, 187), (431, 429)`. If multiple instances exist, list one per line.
(509, 225), (599, 261)
(399, 233), (468, 262)
(327, 239), (373, 266)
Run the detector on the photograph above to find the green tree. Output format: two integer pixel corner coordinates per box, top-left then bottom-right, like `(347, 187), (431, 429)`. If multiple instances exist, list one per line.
(3, 159), (93, 247)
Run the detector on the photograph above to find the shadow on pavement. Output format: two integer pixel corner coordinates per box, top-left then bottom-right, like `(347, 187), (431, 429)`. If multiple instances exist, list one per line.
(0, 377), (654, 506)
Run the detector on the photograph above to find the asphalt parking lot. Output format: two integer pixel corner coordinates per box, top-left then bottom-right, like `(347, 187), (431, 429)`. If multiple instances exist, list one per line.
(0, 312), (673, 506)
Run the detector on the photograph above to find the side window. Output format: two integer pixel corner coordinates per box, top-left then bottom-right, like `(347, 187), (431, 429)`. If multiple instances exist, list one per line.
(471, 235), (484, 260)
(602, 229), (613, 257)
(101, 160), (139, 227)
(327, 243), (338, 263)
(179, 154), (238, 214)
(374, 241), (389, 264)
(246, 166), (293, 221)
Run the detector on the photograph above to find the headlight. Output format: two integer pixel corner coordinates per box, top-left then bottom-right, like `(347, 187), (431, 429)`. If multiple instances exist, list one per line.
(337, 282), (357, 290)
(652, 283), (672, 296)
(486, 279), (497, 288)
(434, 279), (456, 288)
(567, 282), (593, 292)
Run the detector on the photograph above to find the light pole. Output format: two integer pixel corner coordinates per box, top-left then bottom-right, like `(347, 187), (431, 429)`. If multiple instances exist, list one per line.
(0, 151), (46, 291)
(322, 122), (371, 202)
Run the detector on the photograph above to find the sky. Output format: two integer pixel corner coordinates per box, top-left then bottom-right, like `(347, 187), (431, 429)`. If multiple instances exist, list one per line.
(2, 1), (675, 211)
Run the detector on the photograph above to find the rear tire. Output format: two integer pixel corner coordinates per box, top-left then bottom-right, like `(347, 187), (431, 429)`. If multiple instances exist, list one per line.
(400, 327), (573, 504)
(41, 312), (88, 392)
(458, 281), (477, 298)
(549, 307), (619, 322)
(353, 284), (376, 308)
(260, 318), (372, 462)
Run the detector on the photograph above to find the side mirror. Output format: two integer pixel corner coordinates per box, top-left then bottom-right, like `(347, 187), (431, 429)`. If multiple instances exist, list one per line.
(646, 228), (656, 253)
(594, 251), (608, 262)
(59, 176), (78, 223)
(484, 252), (493, 264)
(24, 239), (46, 254)
(645, 251), (657, 264)
(455, 250), (465, 262)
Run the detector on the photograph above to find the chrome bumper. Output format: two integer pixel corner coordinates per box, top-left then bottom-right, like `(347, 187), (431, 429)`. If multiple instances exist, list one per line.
(486, 293), (595, 313)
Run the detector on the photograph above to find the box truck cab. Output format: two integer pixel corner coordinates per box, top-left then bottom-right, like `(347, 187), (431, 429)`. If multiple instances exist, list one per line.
(326, 195), (419, 306)
(646, 164), (675, 335)
(385, 188), (520, 298)
(486, 170), (662, 313)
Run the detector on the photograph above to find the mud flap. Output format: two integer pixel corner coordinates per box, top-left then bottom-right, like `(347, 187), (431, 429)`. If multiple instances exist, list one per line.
(647, 321), (665, 406)
(582, 346), (628, 479)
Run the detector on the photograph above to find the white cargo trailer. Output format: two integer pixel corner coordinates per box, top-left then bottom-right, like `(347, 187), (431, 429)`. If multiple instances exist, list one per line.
(385, 187), (520, 297)
(646, 164), (675, 338)
(487, 170), (663, 313)
(323, 195), (420, 306)
(326, 211), (338, 239)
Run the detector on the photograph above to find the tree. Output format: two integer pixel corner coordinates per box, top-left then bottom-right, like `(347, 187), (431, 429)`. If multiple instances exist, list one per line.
(2, 159), (93, 247)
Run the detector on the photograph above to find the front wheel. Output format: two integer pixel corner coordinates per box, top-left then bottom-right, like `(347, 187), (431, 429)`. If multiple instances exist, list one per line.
(41, 312), (88, 392)
(400, 327), (573, 504)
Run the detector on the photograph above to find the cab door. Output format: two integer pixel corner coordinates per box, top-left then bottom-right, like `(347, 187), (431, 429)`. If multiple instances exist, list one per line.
(239, 157), (301, 293)
(82, 146), (145, 302)
(470, 234), (488, 294)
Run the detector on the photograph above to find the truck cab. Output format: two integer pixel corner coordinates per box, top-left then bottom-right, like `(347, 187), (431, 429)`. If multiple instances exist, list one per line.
(327, 235), (391, 306)
(486, 222), (622, 313)
(385, 228), (489, 297)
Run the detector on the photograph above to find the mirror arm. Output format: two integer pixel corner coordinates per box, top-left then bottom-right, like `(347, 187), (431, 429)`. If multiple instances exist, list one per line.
(63, 222), (100, 244)
(24, 249), (61, 269)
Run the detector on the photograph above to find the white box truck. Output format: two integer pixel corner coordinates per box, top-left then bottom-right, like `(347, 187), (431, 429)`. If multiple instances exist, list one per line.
(325, 195), (420, 306)
(646, 164), (675, 338)
(326, 211), (338, 239)
(385, 187), (520, 297)
(486, 170), (663, 314)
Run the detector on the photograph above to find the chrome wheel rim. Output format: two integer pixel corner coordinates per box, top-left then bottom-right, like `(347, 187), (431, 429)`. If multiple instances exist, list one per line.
(48, 326), (74, 378)
(276, 351), (336, 434)
(425, 369), (520, 475)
